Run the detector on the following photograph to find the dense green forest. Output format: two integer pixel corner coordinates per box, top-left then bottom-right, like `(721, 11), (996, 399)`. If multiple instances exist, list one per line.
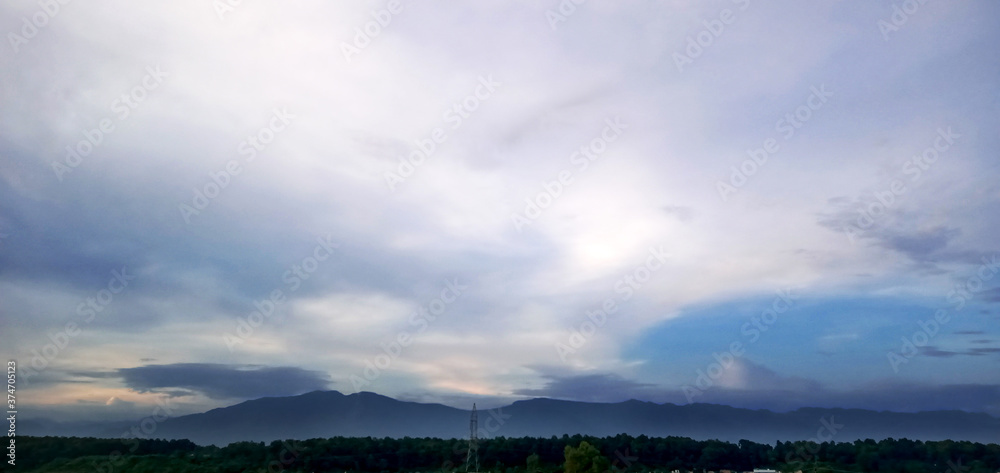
(4, 434), (999, 473)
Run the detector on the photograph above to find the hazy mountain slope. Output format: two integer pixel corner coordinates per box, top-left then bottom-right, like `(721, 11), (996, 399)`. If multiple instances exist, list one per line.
(23, 391), (1000, 446)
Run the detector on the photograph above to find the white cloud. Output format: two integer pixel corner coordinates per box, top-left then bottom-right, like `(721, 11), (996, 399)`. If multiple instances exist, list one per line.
(2, 0), (998, 416)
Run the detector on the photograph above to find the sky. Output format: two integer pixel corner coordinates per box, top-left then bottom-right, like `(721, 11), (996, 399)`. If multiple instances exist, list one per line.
(1, 1), (999, 423)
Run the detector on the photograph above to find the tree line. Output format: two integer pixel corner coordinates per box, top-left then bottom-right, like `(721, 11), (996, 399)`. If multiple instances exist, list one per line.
(4, 434), (999, 473)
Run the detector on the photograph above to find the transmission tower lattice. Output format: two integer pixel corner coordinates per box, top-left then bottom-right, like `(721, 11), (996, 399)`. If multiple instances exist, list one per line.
(465, 403), (479, 472)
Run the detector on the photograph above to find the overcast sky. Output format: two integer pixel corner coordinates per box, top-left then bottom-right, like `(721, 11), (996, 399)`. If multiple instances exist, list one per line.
(2, 1), (999, 423)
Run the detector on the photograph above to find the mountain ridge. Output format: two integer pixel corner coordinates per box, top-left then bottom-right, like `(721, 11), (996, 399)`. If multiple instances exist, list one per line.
(22, 390), (1000, 446)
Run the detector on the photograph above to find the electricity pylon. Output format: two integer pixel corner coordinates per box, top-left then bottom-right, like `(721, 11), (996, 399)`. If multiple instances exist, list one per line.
(465, 403), (479, 472)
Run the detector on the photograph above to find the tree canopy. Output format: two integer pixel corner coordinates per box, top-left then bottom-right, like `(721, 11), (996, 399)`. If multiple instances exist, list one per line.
(4, 434), (998, 473)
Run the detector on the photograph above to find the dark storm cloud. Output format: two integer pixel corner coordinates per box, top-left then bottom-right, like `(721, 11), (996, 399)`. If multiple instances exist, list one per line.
(118, 363), (332, 400)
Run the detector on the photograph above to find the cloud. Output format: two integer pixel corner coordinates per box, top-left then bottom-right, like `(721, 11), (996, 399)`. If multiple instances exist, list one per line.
(916, 346), (1000, 358)
(510, 359), (1000, 416)
(968, 347), (1000, 355)
(514, 369), (658, 403)
(104, 396), (133, 407)
(816, 207), (976, 269)
(1, 0), (999, 420)
(878, 226), (960, 263)
(713, 358), (824, 392)
(117, 364), (332, 400)
(918, 346), (960, 358)
(682, 358), (1000, 415)
(660, 205), (695, 223)
(980, 288), (1000, 303)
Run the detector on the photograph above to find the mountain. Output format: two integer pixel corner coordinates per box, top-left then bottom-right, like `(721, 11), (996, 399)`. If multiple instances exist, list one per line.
(23, 391), (1000, 446)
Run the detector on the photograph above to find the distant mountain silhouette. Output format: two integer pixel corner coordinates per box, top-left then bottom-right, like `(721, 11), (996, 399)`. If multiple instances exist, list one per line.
(23, 391), (1000, 446)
